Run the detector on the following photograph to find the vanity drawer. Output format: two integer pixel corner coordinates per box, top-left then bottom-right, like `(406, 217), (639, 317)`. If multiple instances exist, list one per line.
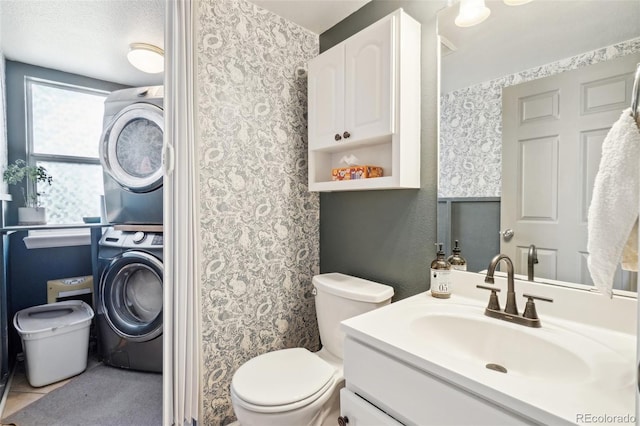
(340, 388), (403, 426)
(343, 337), (534, 425)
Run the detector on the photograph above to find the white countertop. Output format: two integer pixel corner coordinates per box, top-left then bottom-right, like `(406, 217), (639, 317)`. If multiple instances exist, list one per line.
(341, 270), (636, 425)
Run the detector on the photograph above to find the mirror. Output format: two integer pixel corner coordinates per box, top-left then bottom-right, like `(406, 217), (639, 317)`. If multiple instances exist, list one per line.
(437, 1), (640, 292)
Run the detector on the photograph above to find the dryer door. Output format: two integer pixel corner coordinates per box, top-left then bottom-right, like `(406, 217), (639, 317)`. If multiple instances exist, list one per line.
(100, 250), (163, 342)
(101, 103), (164, 193)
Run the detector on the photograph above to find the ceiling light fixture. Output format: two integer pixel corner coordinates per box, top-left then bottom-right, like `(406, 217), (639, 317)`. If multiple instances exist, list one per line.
(503, 0), (533, 5)
(455, 0), (491, 27)
(127, 43), (164, 74)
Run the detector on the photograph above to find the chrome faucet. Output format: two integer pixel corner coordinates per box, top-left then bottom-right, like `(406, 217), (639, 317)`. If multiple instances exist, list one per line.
(527, 244), (538, 281)
(477, 253), (553, 328)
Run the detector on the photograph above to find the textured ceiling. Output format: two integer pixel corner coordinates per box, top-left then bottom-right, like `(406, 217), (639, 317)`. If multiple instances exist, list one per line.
(1, 0), (165, 87)
(251, 0), (370, 34)
(0, 0), (368, 88)
(439, 0), (640, 92)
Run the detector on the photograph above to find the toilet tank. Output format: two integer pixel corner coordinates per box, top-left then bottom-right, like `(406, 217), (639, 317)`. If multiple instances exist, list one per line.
(313, 273), (394, 359)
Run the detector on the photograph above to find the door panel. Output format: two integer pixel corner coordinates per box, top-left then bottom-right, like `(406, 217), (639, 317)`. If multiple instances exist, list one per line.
(308, 44), (345, 150)
(581, 74), (632, 114)
(519, 90), (560, 124)
(502, 53), (640, 289)
(579, 128), (609, 223)
(518, 135), (558, 221)
(344, 15), (394, 141)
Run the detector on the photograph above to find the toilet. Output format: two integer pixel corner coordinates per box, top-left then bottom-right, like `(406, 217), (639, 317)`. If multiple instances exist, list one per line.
(230, 272), (394, 426)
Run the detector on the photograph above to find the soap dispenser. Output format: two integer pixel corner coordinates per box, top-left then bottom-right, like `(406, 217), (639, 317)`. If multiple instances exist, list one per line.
(430, 243), (452, 299)
(447, 240), (467, 271)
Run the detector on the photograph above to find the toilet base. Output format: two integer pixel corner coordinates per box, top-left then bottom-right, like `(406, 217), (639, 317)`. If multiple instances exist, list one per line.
(231, 378), (344, 426)
(320, 384), (341, 426)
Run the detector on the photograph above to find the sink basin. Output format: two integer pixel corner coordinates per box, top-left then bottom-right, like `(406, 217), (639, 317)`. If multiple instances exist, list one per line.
(341, 276), (636, 425)
(409, 306), (628, 386)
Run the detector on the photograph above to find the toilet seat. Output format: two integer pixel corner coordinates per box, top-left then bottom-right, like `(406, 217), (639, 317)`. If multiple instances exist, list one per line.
(231, 348), (336, 413)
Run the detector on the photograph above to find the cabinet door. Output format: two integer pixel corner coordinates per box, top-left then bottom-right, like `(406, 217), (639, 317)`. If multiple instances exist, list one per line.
(308, 44), (345, 149)
(340, 389), (403, 426)
(344, 15), (394, 142)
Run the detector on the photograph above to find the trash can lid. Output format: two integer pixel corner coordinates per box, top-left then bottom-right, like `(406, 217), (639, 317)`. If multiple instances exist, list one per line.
(14, 301), (94, 334)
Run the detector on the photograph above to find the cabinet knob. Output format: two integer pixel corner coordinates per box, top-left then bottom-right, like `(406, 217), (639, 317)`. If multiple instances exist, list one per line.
(338, 416), (349, 426)
(343, 131), (351, 139)
(334, 133), (342, 141)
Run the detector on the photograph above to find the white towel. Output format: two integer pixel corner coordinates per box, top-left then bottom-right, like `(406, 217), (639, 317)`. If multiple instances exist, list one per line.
(587, 108), (640, 298)
(621, 221), (638, 272)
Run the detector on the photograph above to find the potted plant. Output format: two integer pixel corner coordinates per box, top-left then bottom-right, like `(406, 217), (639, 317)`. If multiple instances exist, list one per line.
(3, 159), (53, 225)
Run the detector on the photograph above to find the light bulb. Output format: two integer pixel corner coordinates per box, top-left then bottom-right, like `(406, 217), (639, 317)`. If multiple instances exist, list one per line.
(504, 0), (533, 5)
(455, 0), (491, 27)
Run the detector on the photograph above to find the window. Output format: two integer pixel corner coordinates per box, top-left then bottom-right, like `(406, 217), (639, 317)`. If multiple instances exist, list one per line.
(26, 77), (108, 224)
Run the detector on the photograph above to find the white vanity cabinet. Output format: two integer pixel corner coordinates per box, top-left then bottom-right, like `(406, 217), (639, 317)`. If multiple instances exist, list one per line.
(339, 272), (636, 426)
(341, 338), (535, 426)
(307, 8), (421, 192)
(339, 388), (403, 426)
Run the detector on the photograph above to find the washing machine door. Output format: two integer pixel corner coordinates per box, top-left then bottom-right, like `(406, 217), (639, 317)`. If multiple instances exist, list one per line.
(101, 103), (164, 193)
(100, 251), (163, 342)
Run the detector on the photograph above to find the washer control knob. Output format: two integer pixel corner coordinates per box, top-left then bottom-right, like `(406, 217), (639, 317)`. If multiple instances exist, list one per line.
(133, 231), (146, 244)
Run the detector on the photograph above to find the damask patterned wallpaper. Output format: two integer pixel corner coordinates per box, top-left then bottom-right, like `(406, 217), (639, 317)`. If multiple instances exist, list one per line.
(439, 37), (640, 198)
(196, 0), (320, 424)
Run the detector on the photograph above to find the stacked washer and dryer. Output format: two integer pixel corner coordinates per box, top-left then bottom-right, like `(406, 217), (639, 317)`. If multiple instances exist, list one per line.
(96, 86), (164, 373)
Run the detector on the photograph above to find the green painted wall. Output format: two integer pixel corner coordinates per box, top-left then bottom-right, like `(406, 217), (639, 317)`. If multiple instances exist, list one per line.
(319, 1), (446, 300)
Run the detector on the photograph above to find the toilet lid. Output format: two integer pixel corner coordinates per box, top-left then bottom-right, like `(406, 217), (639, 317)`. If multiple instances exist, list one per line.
(232, 348), (335, 407)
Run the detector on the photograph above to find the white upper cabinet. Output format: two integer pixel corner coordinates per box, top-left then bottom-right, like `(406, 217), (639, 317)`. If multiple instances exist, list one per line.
(344, 15), (394, 143)
(308, 44), (346, 149)
(307, 9), (421, 192)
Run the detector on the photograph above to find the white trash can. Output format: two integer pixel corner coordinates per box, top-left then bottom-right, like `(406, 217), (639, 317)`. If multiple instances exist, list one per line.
(14, 300), (94, 387)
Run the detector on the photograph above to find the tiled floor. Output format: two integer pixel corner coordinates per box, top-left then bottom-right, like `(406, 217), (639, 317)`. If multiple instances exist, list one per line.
(1, 355), (100, 420)
(2, 364), (70, 419)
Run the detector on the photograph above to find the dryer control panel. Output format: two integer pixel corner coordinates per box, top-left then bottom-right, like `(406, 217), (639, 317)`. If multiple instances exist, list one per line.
(99, 229), (125, 248)
(122, 231), (163, 249)
(100, 228), (163, 249)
